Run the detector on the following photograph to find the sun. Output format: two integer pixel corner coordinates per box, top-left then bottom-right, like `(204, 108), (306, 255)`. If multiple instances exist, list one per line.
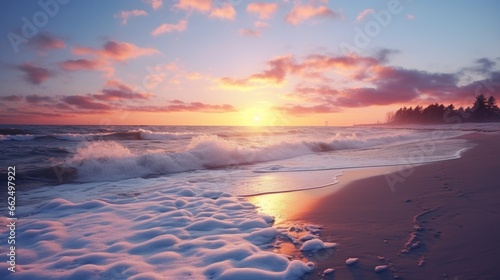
(253, 115), (261, 123)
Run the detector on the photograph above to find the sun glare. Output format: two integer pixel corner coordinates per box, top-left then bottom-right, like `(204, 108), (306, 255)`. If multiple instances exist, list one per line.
(253, 115), (261, 124)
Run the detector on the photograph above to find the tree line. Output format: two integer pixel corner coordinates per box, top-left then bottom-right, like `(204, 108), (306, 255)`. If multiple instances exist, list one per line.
(386, 94), (500, 124)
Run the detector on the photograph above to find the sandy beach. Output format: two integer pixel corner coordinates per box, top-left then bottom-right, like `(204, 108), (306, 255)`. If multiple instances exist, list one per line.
(249, 132), (500, 280)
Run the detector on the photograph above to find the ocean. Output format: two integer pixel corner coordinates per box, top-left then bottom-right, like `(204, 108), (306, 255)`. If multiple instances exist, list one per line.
(0, 125), (480, 279)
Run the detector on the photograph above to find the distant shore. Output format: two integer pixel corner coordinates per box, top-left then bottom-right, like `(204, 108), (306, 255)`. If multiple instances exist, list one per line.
(249, 132), (500, 279)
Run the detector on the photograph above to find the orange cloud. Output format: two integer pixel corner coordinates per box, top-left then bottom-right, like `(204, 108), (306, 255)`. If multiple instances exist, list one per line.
(254, 21), (269, 28)
(356, 8), (374, 22)
(144, 0), (163, 10)
(247, 2), (278, 19)
(285, 5), (340, 25)
(115, 10), (148, 25)
(220, 56), (295, 89)
(175, 0), (212, 12)
(73, 40), (160, 61)
(209, 3), (236, 20)
(151, 19), (188, 35)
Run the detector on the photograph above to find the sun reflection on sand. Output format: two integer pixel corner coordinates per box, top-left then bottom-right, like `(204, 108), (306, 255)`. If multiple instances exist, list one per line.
(246, 167), (401, 225)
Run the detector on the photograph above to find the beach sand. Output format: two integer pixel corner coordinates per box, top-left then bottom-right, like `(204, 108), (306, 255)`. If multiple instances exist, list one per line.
(249, 132), (500, 280)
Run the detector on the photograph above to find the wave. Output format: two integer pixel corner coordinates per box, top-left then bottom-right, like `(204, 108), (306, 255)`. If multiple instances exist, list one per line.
(61, 131), (454, 183)
(0, 128), (28, 135)
(0, 129), (200, 142)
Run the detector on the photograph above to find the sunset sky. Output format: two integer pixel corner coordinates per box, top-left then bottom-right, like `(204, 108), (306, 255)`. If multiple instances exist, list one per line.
(1, 0), (499, 126)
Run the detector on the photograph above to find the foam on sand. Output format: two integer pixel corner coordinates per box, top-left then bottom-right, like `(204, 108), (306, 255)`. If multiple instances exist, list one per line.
(299, 239), (337, 251)
(0, 180), (317, 279)
(345, 257), (359, 266)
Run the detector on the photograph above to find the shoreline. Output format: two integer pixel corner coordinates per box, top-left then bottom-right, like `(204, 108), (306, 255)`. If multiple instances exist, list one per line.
(249, 132), (500, 279)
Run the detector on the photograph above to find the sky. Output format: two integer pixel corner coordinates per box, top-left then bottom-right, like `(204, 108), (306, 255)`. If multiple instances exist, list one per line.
(0, 0), (499, 126)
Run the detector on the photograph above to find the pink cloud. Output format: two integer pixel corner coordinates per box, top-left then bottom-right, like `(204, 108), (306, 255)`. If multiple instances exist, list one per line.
(30, 32), (65, 52)
(62, 95), (113, 111)
(254, 21), (269, 28)
(209, 3), (236, 20)
(356, 9), (374, 22)
(220, 56), (295, 88)
(273, 104), (338, 115)
(285, 5), (340, 25)
(1, 95), (23, 102)
(151, 19), (188, 35)
(240, 28), (261, 36)
(25, 95), (55, 104)
(73, 40), (160, 61)
(247, 2), (278, 19)
(93, 80), (153, 101)
(221, 51), (499, 116)
(144, 0), (163, 10)
(17, 63), (53, 85)
(175, 0), (212, 12)
(133, 100), (236, 113)
(115, 10), (148, 25)
(407, 14), (415, 20)
(60, 59), (105, 71)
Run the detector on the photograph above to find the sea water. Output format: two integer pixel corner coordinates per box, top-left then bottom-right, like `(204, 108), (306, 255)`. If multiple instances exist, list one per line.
(0, 125), (486, 279)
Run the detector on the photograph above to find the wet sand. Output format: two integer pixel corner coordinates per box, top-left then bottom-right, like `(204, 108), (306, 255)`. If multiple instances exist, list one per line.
(249, 132), (500, 280)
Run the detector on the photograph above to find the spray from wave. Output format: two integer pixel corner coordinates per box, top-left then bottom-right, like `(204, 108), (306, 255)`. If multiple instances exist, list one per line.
(63, 131), (452, 183)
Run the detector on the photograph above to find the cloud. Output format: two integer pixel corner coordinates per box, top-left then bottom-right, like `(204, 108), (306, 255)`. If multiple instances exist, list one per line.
(463, 58), (496, 75)
(133, 100), (236, 113)
(73, 40), (160, 61)
(273, 104), (338, 115)
(1, 95), (23, 102)
(115, 10), (148, 25)
(209, 3), (236, 20)
(30, 32), (65, 52)
(144, 0), (163, 10)
(175, 0), (212, 12)
(17, 63), (53, 85)
(25, 95), (55, 104)
(62, 95), (114, 111)
(59, 58), (115, 77)
(356, 9), (374, 22)
(254, 21), (269, 28)
(93, 80), (153, 101)
(240, 28), (260, 36)
(220, 56), (295, 89)
(151, 19), (188, 35)
(406, 14), (415, 20)
(219, 53), (378, 88)
(222, 51), (500, 116)
(60, 59), (105, 71)
(285, 4), (340, 25)
(247, 2), (278, 19)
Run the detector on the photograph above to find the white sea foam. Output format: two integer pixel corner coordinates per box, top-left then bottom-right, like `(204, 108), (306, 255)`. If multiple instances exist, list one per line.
(64, 129), (473, 184)
(0, 178), (316, 280)
(134, 129), (199, 140)
(299, 239), (337, 251)
(346, 258), (359, 266)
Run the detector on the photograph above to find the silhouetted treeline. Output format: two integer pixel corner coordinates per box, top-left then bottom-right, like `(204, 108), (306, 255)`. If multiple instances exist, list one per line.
(387, 94), (500, 124)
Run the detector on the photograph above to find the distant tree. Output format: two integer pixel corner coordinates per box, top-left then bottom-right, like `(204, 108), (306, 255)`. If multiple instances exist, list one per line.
(470, 94), (489, 121)
(487, 96), (499, 112)
(386, 111), (395, 123)
(386, 94), (500, 124)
